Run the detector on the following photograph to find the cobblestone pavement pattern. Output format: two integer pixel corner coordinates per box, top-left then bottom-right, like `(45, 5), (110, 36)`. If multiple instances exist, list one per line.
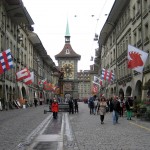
(68, 102), (150, 150)
(0, 105), (49, 150)
(0, 103), (150, 150)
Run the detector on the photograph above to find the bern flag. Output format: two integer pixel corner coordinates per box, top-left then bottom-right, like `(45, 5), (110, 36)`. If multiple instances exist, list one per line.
(127, 45), (148, 73)
(16, 68), (31, 81)
(24, 72), (34, 85)
(0, 49), (13, 74)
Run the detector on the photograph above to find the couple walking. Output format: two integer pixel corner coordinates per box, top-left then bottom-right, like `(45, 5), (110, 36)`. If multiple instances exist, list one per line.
(98, 96), (120, 125)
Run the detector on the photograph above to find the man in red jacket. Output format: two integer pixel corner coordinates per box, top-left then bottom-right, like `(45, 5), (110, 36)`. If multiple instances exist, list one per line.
(51, 99), (59, 119)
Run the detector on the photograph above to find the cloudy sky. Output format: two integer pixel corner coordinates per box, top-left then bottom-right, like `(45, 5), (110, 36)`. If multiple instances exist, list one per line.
(22, 0), (115, 71)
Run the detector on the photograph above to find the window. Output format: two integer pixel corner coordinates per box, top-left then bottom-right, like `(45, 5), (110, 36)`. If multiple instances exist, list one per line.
(133, 31), (137, 45)
(143, 0), (148, 10)
(138, 27), (141, 40)
(133, 5), (136, 17)
(66, 49), (70, 54)
(144, 23), (148, 39)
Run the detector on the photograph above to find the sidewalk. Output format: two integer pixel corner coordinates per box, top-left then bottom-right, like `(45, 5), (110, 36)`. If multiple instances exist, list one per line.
(68, 102), (150, 150)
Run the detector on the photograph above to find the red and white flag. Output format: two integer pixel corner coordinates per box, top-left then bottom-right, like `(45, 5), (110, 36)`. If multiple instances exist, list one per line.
(38, 78), (47, 87)
(128, 45), (148, 73)
(93, 76), (102, 86)
(101, 68), (115, 82)
(0, 49), (13, 74)
(24, 72), (34, 85)
(16, 68), (30, 81)
(92, 83), (98, 94)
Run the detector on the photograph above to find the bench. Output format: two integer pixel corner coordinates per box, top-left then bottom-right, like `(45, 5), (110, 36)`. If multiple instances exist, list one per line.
(44, 103), (69, 114)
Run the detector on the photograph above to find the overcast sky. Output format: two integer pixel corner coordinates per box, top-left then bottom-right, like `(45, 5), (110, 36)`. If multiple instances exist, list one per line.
(22, 0), (115, 71)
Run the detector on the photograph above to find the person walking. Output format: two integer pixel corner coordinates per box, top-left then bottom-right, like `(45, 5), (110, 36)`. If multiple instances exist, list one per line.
(112, 96), (120, 124)
(94, 98), (98, 115)
(88, 95), (96, 114)
(125, 97), (133, 120)
(98, 97), (107, 124)
(68, 97), (74, 114)
(34, 98), (38, 107)
(51, 99), (59, 119)
(107, 98), (113, 113)
(119, 97), (125, 117)
(74, 99), (78, 113)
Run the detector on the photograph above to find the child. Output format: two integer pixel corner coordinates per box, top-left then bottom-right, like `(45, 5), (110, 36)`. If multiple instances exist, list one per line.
(51, 99), (59, 119)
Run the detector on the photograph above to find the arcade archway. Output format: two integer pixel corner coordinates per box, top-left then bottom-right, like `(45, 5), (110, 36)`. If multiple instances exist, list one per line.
(126, 86), (132, 96)
(135, 80), (142, 99)
(119, 88), (124, 98)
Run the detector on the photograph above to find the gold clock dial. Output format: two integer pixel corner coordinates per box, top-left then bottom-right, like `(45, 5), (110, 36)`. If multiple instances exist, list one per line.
(62, 63), (74, 78)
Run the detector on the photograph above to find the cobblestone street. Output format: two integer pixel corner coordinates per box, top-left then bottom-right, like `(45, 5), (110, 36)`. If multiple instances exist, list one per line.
(0, 103), (150, 150)
(68, 102), (150, 150)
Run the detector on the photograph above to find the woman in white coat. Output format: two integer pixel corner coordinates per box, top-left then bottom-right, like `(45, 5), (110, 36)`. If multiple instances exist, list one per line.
(99, 97), (107, 124)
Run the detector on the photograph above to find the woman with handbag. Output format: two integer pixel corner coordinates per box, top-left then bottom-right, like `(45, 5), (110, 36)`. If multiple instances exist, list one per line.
(125, 97), (133, 120)
(99, 97), (107, 124)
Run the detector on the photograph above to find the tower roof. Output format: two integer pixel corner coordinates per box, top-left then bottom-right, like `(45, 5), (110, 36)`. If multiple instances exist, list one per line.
(65, 19), (70, 37)
(55, 43), (81, 60)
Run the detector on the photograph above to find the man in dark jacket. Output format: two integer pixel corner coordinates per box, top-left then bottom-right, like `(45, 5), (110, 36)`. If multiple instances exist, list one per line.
(112, 96), (120, 124)
(68, 97), (74, 114)
(74, 99), (78, 113)
(89, 95), (96, 114)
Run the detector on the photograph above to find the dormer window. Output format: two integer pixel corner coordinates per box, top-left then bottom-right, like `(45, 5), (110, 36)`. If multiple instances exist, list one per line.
(66, 49), (70, 54)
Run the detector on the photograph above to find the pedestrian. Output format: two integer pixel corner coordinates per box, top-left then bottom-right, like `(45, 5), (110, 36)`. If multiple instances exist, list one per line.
(119, 97), (125, 117)
(112, 96), (120, 124)
(94, 97), (98, 115)
(68, 97), (74, 114)
(74, 99), (78, 113)
(34, 98), (38, 107)
(125, 97), (133, 120)
(51, 99), (59, 119)
(98, 97), (107, 124)
(107, 98), (113, 113)
(88, 95), (96, 114)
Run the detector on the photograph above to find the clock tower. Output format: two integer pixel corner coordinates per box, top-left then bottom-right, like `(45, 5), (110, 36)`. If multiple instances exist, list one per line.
(55, 20), (81, 99)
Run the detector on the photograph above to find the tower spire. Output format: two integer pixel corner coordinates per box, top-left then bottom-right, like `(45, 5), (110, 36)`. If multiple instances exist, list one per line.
(65, 19), (70, 43)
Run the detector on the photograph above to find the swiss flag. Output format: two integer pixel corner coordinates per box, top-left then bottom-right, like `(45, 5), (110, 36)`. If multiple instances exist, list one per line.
(128, 45), (148, 73)
(24, 72), (34, 85)
(16, 68), (31, 81)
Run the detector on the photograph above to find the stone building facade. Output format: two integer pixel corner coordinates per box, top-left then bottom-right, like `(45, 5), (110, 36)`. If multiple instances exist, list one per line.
(0, 0), (57, 109)
(95, 0), (150, 100)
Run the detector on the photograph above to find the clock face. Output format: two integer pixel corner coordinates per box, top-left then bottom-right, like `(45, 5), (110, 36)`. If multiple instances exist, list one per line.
(64, 83), (72, 90)
(62, 62), (74, 78)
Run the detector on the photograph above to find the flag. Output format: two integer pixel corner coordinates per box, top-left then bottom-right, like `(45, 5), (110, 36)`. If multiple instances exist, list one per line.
(101, 68), (115, 82)
(24, 72), (34, 85)
(0, 49), (13, 74)
(92, 83), (98, 94)
(93, 76), (102, 86)
(127, 45), (148, 73)
(43, 83), (52, 91)
(39, 78), (47, 87)
(16, 68), (31, 81)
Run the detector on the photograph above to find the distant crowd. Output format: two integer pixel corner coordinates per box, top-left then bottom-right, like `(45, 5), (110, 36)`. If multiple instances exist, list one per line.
(88, 95), (135, 124)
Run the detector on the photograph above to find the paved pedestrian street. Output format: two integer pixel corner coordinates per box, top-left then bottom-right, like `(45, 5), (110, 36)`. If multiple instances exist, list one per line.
(66, 102), (150, 150)
(0, 103), (150, 150)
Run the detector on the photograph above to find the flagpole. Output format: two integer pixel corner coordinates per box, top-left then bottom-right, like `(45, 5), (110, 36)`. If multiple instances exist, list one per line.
(140, 0), (145, 100)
